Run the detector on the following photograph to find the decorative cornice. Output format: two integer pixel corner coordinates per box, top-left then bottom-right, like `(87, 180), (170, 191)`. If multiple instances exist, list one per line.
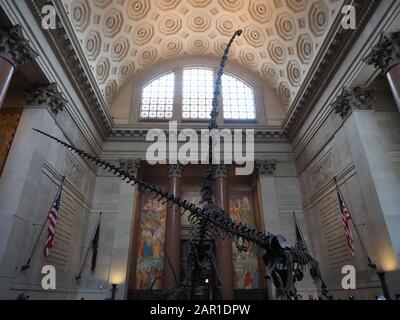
(107, 128), (288, 143)
(331, 87), (374, 119)
(119, 158), (141, 177)
(364, 31), (400, 74)
(168, 163), (183, 178)
(25, 82), (68, 115)
(283, 0), (382, 139)
(255, 160), (276, 176)
(0, 24), (38, 67)
(27, 0), (113, 137)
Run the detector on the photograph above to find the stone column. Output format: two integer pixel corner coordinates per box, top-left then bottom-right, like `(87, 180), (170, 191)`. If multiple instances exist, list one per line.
(365, 31), (400, 112)
(108, 159), (141, 300)
(255, 160), (279, 300)
(330, 87), (374, 119)
(164, 164), (183, 290)
(214, 165), (234, 300)
(0, 25), (38, 109)
(255, 160), (279, 234)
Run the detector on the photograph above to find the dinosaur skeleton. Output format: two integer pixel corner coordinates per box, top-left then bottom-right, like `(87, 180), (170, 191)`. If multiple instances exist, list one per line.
(33, 30), (328, 300)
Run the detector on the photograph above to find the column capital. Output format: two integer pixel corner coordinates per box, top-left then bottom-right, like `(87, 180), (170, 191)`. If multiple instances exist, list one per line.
(119, 159), (141, 177)
(168, 163), (183, 178)
(331, 87), (374, 119)
(364, 31), (400, 74)
(255, 160), (276, 176)
(214, 164), (229, 179)
(0, 25), (38, 67)
(25, 83), (68, 115)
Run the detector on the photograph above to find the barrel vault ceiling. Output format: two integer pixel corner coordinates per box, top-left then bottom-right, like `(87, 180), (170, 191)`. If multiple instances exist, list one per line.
(60, 0), (343, 110)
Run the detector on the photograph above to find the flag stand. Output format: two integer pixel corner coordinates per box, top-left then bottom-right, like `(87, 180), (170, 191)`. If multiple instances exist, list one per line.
(333, 177), (391, 299)
(75, 212), (102, 281)
(21, 176), (65, 271)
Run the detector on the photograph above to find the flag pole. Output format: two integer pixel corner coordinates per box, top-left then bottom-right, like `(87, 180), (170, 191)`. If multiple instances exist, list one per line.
(333, 177), (376, 268)
(333, 177), (392, 299)
(75, 212), (102, 281)
(21, 176), (65, 271)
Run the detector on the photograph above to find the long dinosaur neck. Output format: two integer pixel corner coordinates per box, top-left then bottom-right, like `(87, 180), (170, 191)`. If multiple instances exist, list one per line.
(201, 30), (242, 205)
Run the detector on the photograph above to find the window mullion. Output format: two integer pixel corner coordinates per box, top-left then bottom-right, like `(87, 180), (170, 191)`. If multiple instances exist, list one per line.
(174, 68), (183, 123)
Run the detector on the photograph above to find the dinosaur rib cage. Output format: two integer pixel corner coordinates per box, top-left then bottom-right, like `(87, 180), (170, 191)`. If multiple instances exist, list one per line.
(289, 247), (320, 269)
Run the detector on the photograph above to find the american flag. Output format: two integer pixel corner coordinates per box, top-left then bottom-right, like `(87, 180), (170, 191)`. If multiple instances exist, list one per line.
(337, 189), (355, 257)
(44, 185), (63, 258)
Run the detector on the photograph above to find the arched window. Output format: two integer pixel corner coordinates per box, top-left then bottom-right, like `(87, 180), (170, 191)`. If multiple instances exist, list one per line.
(139, 67), (256, 122)
(182, 68), (214, 119)
(222, 74), (255, 120)
(140, 72), (175, 119)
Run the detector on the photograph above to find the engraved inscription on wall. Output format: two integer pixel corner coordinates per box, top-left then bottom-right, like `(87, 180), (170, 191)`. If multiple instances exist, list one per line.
(317, 192), (352, 269)
(309, 152), (333, 196)
(297, 112), (342, 173)
(64, 153), (88, 195)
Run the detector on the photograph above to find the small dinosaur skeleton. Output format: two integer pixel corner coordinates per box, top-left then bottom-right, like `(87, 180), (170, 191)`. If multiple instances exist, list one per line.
(33, 30), (328, 300)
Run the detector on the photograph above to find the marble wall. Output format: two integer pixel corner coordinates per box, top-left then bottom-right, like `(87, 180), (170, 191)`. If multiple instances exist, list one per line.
(0, 107), (96, 299)
(257, 160), (317, 299)
(75, 167), (137, 300)
(296, 107), (400, 299)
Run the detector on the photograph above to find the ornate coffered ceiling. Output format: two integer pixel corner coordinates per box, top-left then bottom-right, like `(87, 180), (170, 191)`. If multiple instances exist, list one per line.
(61, 0), (343, 108)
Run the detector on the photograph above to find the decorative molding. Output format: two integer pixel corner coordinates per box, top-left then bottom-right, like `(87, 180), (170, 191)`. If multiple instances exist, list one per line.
(25, 83), (68, 115)
(168, 163), (183, 178)
(27, 0), (113, 137)
(283, 0), (382, 138)
(108, 128), (288, 142)
(214, 164), (229, 178)
(0, 24), (38, 67)
(330, 87), (374, 119)
(255, 160), (276, 176)
(364, 31), (400, 74)
(119, 158), (141, 177)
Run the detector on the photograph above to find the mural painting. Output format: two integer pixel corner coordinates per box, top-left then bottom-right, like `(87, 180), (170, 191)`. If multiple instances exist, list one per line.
(0, 109), (22, 177)
(229, 191), (260, 289)
(135, 194), (167, 290)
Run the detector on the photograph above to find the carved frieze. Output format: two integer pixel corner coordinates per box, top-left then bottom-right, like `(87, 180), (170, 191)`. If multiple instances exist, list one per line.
(64, 153), (88, 194)
(25, 83), (68, 115)
(364, 31), (400, 74)
(331, 87), (374, 119)
(0, 25), (38, 67)
(310, 153), (333, 194)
